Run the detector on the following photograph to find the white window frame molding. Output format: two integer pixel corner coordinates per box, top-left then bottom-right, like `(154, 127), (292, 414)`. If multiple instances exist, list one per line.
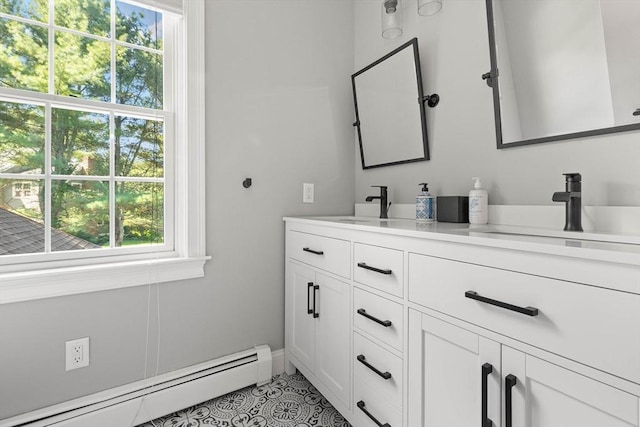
(0, 0), (208, 304)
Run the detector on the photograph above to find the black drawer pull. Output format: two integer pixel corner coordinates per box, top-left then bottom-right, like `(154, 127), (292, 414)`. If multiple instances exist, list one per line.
(465, 291), (539, 317)
(357, 400), (391, 427)
(482, 363), (494, 427)
(303, 247), (324, 255)
(307, 282), (314, 315)
(357, 354), (392, 380)
(357, 262), (392, 275)
(357, 308), (392, 327)
(505, 374), (517, 427)
(312, 285), (319, 318)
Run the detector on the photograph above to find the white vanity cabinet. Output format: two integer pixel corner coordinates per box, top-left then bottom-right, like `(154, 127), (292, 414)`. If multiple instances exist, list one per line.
(407, 251), (640, 427)
(407, 312), (501, 426)
(285, 231), (352, 411)
(408, 311), (640, 427)
(284, 217), (640, 427)
(289, 262), (350, 407)
(352, 243), (405, 427)
(503, 347), (640, 427)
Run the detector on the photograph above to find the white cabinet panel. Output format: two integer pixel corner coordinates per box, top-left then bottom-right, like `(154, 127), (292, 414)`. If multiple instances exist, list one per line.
(354, 332), (403, 410)
(354, 287), (404, 351)
(408, 253), (640, 383)
(409, 311), (640, 427)
(354, 243), (404, 297)
(290, 263), (316, 371)
(354, 388), (402, 427)
(503, 346), (640, 427)
(315, 273), (351, 407)
(287, 262), (351, 410)
(408, 311), (501, 427)
(289, 230), (351, 278)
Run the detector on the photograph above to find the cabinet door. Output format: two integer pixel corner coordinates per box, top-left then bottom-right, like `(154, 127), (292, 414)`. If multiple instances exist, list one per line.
(315, 273), (351, 407)
(502, 347), (640, 427)
(408, 311), (501, 427)
(290, 262), (316, 372)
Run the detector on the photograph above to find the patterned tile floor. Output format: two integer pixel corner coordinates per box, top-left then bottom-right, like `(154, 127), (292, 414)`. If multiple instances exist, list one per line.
(137, 372), (351, 427)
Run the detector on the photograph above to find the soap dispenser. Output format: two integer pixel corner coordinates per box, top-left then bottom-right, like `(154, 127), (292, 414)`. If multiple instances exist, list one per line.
(469, 177), (488, 224)
(416, 183), (436, 222)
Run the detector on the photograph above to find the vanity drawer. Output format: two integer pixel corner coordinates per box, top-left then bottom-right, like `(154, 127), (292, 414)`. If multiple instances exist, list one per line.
(354, 332), (403, 410)
(354, 243), (403, 297)
(289, 231), (350, 278)
(354, 390), (402, 427)
(354, 287), (404, 351)
(408, 253), (640, 383)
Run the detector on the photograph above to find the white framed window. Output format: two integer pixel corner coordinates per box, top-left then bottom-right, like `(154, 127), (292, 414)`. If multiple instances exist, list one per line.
(0, 0), (207, 303)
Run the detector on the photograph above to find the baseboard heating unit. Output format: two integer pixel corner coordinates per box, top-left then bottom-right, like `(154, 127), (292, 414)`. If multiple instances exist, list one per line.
(1, 345), (272, 427)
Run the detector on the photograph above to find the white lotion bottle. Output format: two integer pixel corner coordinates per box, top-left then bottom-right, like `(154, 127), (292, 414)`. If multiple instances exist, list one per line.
(469, 177), (488, 224)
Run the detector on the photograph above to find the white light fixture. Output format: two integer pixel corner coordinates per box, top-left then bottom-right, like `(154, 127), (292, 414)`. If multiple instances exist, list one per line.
(382, 0), (403, 40)
(418, 0), (442, 16)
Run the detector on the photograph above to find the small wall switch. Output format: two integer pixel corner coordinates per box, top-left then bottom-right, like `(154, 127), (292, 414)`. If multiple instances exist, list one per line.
(303, 183), (314, 203)
(65, 337), (90, 371)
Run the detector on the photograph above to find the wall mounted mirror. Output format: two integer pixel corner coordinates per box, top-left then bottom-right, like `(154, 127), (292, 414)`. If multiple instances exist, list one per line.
(484, 0), (640, 148)
(352, 38), (437, 169)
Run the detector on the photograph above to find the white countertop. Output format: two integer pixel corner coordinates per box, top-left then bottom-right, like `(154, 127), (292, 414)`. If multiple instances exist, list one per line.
(284, 216), (640, 267)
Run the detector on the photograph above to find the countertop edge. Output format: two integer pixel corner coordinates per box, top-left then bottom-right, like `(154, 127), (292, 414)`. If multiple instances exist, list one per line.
(283, 216), (640, 268)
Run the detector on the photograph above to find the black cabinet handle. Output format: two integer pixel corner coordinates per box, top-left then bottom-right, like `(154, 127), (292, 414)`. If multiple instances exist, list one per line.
(482, 363), (494, 427)
(307, 282), (314, 315)
(312, 285), (319, 318)
(357, 308), (392, 327)
(303, 247), (324, 255)
(465, 291), (539, 317)
(505, 374), (517, 427)
(357, 400), (390, 427)
(357, 354), (392, 380)
(357, 262), (392, 275)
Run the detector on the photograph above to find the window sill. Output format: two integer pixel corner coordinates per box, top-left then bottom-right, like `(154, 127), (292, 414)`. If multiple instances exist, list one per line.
(0, 256), (210, 304)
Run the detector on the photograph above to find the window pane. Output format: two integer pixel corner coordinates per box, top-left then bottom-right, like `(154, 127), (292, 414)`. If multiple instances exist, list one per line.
(51, 179), (108, 251)
(0, 0), (48, 22)
(54, 31), (110, 101)
(114, 116), (163, 178)
(0, 178), (44, 255)
(55, 0), (110, 38)
(0, 18), (48, 92)
(116, 45), (162, 108)
(0, 100), (45, 173)
(115, 181), (163, 247)
(50, 107), (109, 176)
(116, 1), (162, 50)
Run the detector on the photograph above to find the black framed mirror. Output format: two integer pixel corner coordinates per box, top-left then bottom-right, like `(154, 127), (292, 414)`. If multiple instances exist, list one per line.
(351, 38), (437, 169)
(484, 0), (640, 148)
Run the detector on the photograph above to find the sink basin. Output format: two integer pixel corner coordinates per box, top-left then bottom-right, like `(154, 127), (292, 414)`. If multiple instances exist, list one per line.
(316, 216), (400, 225)
(468, 225), (640, 245)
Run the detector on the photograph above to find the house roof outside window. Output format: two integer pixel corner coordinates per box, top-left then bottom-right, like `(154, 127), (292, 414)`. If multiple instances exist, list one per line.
(0, 208), (101, 255)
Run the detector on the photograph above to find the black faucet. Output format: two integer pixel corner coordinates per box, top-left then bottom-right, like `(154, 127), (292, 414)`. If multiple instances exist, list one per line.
(365, 186), (389, 219)
(552, 173), (583, 232)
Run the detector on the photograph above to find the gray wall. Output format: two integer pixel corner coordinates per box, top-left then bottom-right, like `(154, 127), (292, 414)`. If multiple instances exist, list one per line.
(0, 0), (355, 420)
(2, 0), (638, 420)
(354, 0), (640, 207)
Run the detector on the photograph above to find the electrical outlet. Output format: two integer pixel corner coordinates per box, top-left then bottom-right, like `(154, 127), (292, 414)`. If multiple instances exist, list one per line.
(303, 183), (314, 203)
(65, 337), (90, 371)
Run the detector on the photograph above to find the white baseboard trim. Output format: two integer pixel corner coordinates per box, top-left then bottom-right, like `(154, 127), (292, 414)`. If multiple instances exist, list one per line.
(1, 345), (274, 427)
(271, 348), (285, 376)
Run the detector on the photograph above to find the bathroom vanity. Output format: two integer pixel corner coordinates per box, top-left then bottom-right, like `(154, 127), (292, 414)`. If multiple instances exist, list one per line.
(283, 216), (640, 427)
